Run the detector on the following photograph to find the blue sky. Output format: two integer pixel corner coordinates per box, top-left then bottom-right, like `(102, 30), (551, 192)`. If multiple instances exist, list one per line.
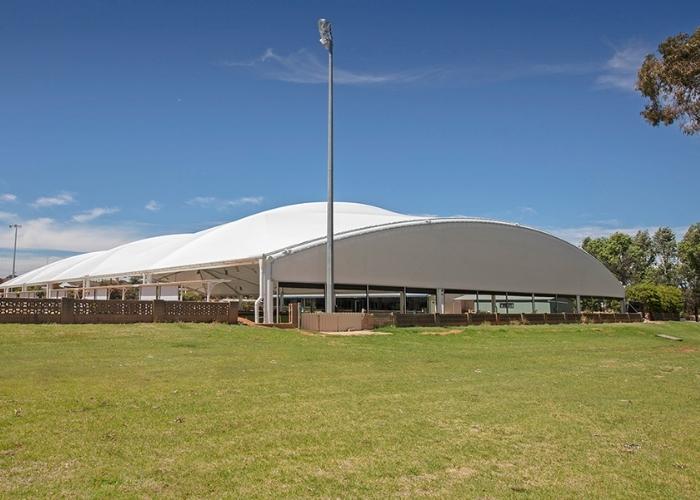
(1, 0), (699, 274)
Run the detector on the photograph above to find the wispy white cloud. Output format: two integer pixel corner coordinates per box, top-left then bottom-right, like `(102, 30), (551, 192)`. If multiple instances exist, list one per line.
(519, 206), (537, 216)
(0, 251), (70, 277)
(595, 41), (650, 91)
(0, 217), (139, 253)
(145, 200), (161, 211)
(527, 62), (600, 76)
(236, 196), (264, 205)
(31, 192), (75, 208)
(469, 45), (643, 89)
(0, 193), (17, 203)
(0, 211), (18, 221)
(221, 49), (596, 86)
(589, 218), (621, 227)
(219, 48), (438, 85)
(187, 196), (263, 210)
(221, 42), (650, 92)
(72, 207), (120, 223)
(187, 196), (216, 206)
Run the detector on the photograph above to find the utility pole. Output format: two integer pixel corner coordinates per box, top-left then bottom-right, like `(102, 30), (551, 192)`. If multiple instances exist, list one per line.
(9, 224), (21, 278)
(318, 18), (335, 313)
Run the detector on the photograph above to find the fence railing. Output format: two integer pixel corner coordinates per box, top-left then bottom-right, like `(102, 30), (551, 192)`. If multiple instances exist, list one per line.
(392, 312), (643, 327)
(0, 298), (238, 324)
(299, 313), (643, 332)
(298, 311), (644, 331)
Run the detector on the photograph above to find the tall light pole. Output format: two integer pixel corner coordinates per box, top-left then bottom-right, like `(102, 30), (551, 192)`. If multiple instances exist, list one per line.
(9, 224), (21, 278)
(318, 18), (335, 313)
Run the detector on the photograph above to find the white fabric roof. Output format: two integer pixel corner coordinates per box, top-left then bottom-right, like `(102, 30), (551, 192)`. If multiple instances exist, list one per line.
(3, 202), (423, 286)
(3, 202), (622, 298)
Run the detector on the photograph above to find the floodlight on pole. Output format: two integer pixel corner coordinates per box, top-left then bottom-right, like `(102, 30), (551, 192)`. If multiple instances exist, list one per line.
(9, 224), (21, 279)
(318, 18), (335, 313)
(318, 18), (332, 50)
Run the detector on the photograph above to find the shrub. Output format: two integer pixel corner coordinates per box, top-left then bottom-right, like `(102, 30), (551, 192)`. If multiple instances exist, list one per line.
(626, 283), (684, 314)
(182, 290), (203, 302)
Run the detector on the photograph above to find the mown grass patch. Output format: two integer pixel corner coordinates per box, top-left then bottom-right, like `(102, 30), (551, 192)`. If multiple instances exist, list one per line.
(1, 322), (699, 497)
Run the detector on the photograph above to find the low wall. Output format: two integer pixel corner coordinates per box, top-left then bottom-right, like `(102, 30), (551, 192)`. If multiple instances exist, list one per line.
(160, 300), (233, 323)
(468, 313), (497, 325)
(649, 312), (681, 321)
(394, 313), (436, 328)
(0, 298), (238, 324)
(300, 312), (372, 332)
(370, 312), (396, 328)
(296, 311), (645, 331)
(389, 311), (643, 328)
(0, 297), (62, 324)
(68, 299), (154, 324)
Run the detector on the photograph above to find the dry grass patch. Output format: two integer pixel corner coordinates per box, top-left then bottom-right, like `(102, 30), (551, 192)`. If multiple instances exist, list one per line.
(319, 330), (392, 336)
(420, 328), (464, 336)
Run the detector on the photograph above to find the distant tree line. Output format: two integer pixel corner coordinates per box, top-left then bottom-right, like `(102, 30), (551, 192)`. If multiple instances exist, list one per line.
(582, 224), (700, 319)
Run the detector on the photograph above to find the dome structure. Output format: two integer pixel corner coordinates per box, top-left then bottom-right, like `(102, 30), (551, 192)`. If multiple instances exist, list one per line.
(2, 201), (623, 322)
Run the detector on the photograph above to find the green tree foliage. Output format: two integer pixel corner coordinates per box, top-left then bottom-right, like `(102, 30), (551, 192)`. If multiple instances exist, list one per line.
(182, 290), (203, 301)
(582, 226), (700, 318)
(582, 231), (653, 285)
(626, 283), (684, 314)
(679, 223), (700, 278)
(679, 223), (700, 319)
(636, 27), (700, 134)
(631, 230), (655, 283)
(651, 226), (679, 285)
(580, 297), (621, 313)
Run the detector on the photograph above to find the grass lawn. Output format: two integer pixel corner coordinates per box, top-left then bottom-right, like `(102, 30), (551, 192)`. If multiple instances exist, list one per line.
(1, 322), (699, 498)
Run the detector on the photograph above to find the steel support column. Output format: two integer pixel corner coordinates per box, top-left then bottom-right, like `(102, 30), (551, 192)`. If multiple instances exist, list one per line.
(276, 283), (281, 324)
(255, 258), (264, 324)
(264, 259), (274, 323)
(436, 288), (445, 314)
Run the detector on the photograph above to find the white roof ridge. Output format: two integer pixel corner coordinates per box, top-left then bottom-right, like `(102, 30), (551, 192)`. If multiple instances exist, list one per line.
(2, 202), (534, 287)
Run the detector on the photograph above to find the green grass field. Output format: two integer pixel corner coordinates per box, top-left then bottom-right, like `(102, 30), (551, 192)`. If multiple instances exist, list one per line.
(1, 322), (699, 498)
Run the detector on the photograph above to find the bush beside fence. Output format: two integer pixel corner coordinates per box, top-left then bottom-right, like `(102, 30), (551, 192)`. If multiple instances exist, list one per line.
(0, 297), (238, 324)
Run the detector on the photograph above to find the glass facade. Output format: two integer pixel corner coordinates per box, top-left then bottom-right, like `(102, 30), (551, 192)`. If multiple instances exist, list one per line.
(454, 292), (581, 314)
(270, 285), (629, 319)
